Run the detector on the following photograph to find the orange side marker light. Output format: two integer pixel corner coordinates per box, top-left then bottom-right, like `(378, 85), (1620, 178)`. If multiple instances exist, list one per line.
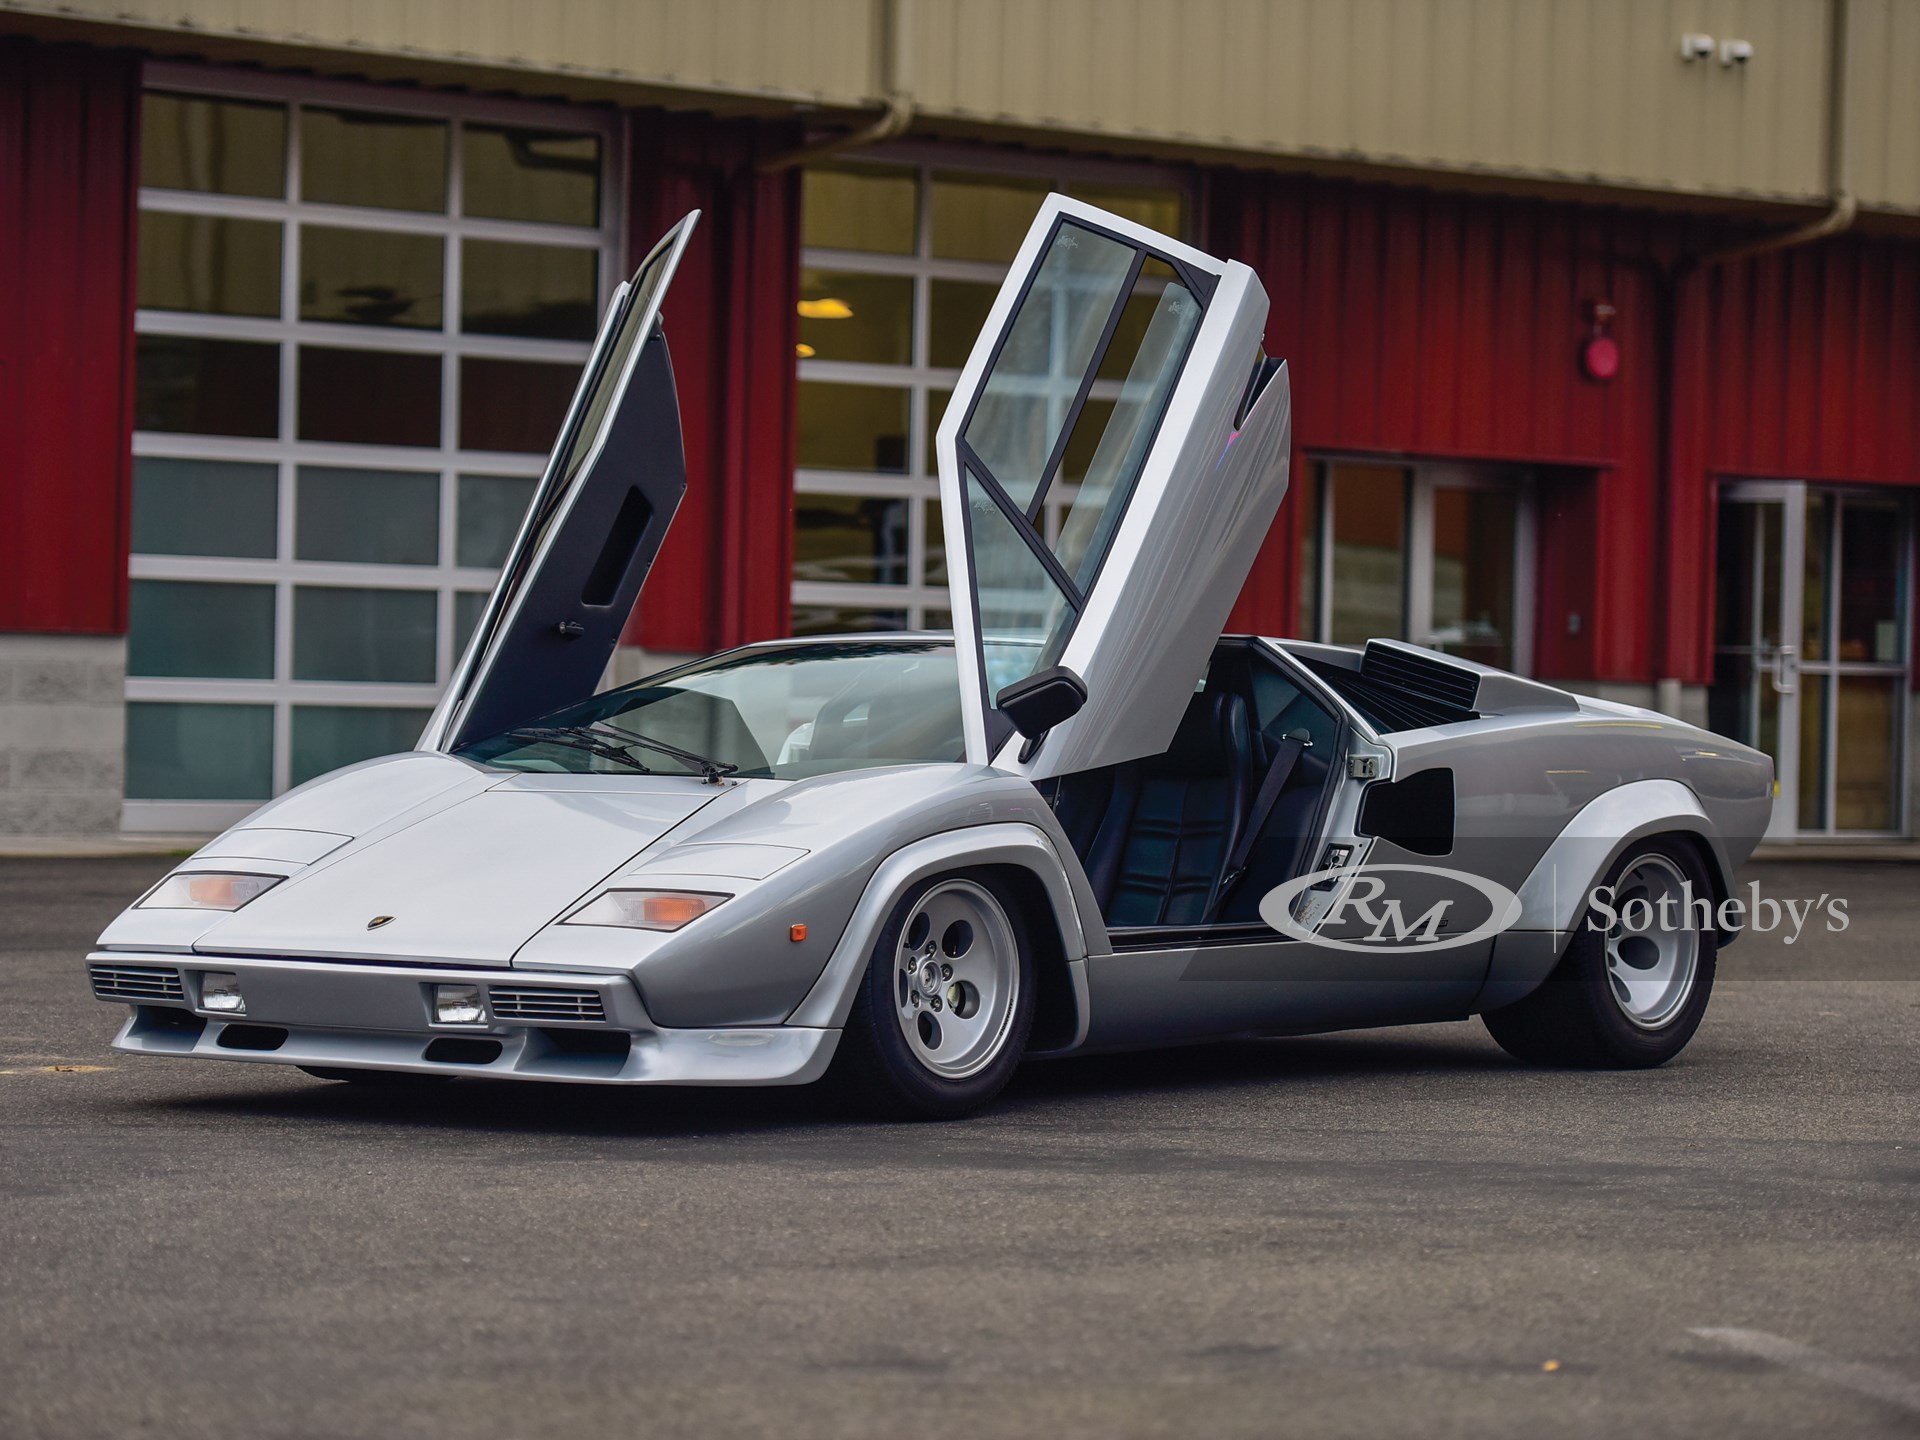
(789, 923), (808, 943)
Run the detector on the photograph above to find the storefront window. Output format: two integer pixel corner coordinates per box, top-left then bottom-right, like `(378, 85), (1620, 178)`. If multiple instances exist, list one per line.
(1303, 459), (1533, 673)
(793, 160), (1186, 635)
(128, 73), (619, 822)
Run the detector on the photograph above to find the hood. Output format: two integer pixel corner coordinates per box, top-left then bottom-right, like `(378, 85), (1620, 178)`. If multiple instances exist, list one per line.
(194, 777), (721, 967)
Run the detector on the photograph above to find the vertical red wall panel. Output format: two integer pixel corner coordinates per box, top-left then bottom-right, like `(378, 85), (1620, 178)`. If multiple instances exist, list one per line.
(624, 109), (800, 655)
(1211, 170), (1920, 690)
(0, 38), (140, 635)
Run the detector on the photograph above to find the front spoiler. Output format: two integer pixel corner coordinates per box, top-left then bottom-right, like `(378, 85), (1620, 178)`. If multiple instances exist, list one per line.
(89, 951), (837, 1087)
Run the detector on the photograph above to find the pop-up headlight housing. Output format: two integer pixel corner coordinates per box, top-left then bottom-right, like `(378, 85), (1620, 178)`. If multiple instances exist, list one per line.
(564, 890), (728, 931)
(139, 872), (282, 912)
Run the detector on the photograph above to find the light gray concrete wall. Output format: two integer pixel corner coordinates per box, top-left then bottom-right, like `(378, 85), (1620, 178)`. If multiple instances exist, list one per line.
(0, 634), (127, 836)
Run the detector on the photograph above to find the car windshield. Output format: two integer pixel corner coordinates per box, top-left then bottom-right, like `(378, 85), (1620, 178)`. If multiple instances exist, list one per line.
(455, 639), (965, 780)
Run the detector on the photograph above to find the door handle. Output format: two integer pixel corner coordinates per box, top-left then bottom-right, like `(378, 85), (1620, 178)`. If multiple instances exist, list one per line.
(1771, 644), (1798, 694)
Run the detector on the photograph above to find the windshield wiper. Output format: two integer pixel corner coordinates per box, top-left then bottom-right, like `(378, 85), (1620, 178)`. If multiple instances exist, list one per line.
(504, 726), (653, 773)
(587, 719), (739, 785)
(507, 721), (738, 785)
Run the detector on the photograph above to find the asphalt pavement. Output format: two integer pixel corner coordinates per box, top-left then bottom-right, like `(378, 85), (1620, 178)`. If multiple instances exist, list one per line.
(2, 856), (1916, 1439)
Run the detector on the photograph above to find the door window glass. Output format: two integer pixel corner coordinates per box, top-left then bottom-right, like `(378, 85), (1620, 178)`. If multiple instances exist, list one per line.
(1839, 499), (1904, 663)
(962, 221), (1136, 513)
(964, 471), (1075, 695)
(1051, 260), (1201, 590)
(1835, 675), (1900, 830)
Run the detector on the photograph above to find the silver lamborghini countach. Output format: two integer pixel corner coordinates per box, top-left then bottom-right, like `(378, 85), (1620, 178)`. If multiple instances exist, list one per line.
(88, 199), (1773, 1118)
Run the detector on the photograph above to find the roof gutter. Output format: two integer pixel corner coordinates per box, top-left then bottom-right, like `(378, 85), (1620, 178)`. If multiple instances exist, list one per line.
(757, 0), (913, 174)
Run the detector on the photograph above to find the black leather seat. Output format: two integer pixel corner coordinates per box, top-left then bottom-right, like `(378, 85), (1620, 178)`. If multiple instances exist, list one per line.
(1051, 688), (1250, 927)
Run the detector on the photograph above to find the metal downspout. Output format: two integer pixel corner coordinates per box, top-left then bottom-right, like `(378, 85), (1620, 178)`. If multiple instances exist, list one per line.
(1654, 0), (1855, 712)
(757, 0), (913, 174)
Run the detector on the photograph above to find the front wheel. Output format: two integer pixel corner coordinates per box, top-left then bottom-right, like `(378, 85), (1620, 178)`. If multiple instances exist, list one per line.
(829, 872), (1035, 1119)
(1482, 837), (1717, 1068)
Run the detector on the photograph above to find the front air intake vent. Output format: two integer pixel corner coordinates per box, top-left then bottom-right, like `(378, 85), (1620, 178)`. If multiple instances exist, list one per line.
(1360, 641), (1483, 712)
(90, 964), (185, 1002)
(488, 987), (606, 1022)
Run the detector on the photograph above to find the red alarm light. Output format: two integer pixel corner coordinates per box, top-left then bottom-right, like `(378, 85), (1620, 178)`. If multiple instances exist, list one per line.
(1582, 333), (1620, 382)
(1582, 301), (1619, 382)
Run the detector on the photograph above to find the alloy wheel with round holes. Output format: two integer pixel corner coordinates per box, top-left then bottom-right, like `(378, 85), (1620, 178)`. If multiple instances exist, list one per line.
(1600, 853), (1701, 1029)
(1482, 836), (1718, 1069)
(830, 871), (1037, 1119)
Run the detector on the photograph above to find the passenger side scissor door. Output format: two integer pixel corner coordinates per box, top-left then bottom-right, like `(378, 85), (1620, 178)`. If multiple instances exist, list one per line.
(935, 195), (1292, 781)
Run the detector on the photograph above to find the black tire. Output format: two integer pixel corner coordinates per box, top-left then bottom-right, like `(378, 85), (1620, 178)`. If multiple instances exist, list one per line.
(298, 1066), (453, 1086)
(1482, 836), (1718, 1068)
(828, 870), (1037, 1120)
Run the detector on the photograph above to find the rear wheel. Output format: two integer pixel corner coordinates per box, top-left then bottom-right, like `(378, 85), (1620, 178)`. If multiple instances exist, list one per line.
(1482, 837), (1717, 1068)
(830, 872), (1035, 1119)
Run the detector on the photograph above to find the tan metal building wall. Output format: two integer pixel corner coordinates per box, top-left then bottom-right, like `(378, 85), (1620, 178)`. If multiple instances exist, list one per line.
(4, 0), (1915, 213)
(1843, 0), (1920, 214)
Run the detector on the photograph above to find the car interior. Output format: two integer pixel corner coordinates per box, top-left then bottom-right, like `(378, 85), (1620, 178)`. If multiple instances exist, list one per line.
(1039, 640), (1345, 934)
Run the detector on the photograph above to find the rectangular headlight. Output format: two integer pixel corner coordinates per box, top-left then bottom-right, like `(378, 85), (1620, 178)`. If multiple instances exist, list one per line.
(433, 984), (486, 1025)
(199, 972), (245, 1014)
(565, 890), (728, 931)
(140, 872), (282, 912)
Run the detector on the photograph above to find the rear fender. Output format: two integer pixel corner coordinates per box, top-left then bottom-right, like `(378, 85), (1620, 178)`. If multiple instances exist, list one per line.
(1476, 779), (1734, 1011)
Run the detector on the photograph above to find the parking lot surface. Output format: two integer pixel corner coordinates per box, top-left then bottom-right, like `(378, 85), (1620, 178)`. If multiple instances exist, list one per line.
(2, 856), (1916, 1439)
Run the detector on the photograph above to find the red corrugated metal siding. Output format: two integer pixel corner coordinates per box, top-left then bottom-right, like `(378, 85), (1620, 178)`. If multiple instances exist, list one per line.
(0, 37), (141, 635)
(1210, 173), (1920, 688)
(625, 110), (800, 655)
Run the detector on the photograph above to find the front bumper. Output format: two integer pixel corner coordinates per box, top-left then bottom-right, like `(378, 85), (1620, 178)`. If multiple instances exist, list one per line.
(86, 951), (837, 1087)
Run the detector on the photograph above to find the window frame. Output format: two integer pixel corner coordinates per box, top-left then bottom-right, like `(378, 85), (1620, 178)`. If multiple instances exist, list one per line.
(792, 146), (1195, 636)
(1302, 455), (1539, 676)
(126, 62), (625, 832)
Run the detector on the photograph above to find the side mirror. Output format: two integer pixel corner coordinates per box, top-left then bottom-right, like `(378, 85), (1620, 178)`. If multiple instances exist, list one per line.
(995, 666), (1088, 741)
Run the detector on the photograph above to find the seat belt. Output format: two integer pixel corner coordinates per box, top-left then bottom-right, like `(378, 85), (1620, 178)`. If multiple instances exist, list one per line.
(1219, 733), (1308, 897)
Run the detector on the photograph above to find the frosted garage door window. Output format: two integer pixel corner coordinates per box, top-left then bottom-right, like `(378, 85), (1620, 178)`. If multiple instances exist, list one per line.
(131, 80), (619, 810)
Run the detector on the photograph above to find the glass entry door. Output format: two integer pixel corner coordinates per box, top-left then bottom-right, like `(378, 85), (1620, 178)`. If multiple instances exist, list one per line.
(1711, 481), (1911, 837)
